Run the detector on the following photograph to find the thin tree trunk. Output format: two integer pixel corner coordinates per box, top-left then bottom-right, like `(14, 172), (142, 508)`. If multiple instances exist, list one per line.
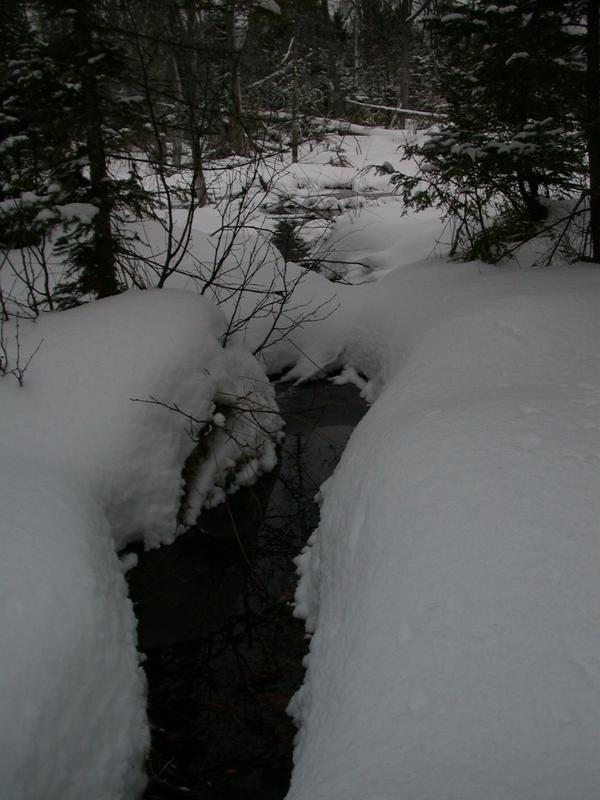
(398, 0), (412, 129)
(172, 134), (183, 168)
(191, 134), (208, 206)
(291, 34), (299, 163)
(586, 0), (600, 262)
(227, 1), (248, 155)
(352, 1), (360, 92)
(73, 0), (119, 298)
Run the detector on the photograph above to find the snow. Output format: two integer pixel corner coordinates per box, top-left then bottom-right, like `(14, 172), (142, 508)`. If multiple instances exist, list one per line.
(312, 202), (447, 280)
(181, 114), (600, 800)
(287, 245), (600, 797)
(256, 0), (281, 12)
(0, 289), (281, 798)
(505, 51), (530, 65)
(0, 463), (148, 800)
(56, 202), (99, 224)
(4, 115), (600, 799)
(441, 13), (467, 22)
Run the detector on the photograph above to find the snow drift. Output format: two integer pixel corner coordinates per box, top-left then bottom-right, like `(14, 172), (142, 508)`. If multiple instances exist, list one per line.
(0, 289), (281, 799)
(288, 259), (600, 800)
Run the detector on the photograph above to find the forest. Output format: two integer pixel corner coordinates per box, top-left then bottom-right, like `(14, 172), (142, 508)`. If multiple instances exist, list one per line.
(2, 2), (600, 800)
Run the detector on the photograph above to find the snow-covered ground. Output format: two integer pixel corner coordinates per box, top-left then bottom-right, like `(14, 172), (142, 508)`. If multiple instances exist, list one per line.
(0, 290), (280, 799)
(166, 129), (600, 798)
(2, 124), (600, 798)
(288, 258), (600, 800)
(275, 136), (600, 798)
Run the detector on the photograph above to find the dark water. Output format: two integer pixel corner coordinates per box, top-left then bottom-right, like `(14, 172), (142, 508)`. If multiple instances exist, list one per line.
(126, 381), (366, 800)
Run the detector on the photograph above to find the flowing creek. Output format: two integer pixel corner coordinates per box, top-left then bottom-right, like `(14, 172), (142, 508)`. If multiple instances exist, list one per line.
(126, 381), (367, 799)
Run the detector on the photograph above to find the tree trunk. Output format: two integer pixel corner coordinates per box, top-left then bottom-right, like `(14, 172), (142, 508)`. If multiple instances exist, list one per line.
(586, 0), (600, 262)
(291, 34), (299, 163)
(328, 46), (343, 118)
(191, 135), (208, 206)
(73, 0), (119, 298)
(352, 1), (360, 92)
(398, 0), (412, 129)
(171, 133), (183, 168)
(227, 1), (248, 155)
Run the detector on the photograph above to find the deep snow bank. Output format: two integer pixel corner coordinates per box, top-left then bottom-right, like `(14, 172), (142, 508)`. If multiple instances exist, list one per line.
(288, 262), (600, 800)
(0, 289), (281, 799)
(0, 462), (148, 800)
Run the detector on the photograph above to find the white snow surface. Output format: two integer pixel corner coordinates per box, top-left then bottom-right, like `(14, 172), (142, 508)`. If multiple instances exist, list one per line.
(0, 463), (148, 800)
(288, 255), (600, 799)
(4, 121), (600, 799)
(0, 289), (281, 799)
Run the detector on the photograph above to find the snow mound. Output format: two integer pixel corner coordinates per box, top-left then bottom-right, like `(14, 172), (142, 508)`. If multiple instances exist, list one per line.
(0, 462), (147, 800)
(1, 289), (282, 549)
(314, 203), (448, 281)
(0, 289), (281, 798)
(289, 262), (600, 800)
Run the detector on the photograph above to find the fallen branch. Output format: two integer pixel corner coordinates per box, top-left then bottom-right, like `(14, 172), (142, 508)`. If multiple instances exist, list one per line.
(346, 99), (446, 119)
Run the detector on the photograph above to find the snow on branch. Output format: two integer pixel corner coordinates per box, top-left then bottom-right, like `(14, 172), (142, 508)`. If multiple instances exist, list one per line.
(255, 0), (281, 14)
(347, 98), (447, 119)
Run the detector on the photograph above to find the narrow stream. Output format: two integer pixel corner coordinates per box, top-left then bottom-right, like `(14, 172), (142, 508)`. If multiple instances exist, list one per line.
(126, 381), (367, 799)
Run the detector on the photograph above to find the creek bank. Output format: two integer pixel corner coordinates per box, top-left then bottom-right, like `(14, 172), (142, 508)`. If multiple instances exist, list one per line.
(126, 380), (367, 799)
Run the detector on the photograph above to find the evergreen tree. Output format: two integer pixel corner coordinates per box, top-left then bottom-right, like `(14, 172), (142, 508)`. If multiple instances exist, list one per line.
(396, 0), (596, 262)
(329, 0), (440, 115)
(1, 0), (152, 306)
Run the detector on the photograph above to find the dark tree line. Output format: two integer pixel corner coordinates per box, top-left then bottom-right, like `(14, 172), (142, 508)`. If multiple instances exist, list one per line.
(1, 0), (441, 310)
(2, 0), (597, 312)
